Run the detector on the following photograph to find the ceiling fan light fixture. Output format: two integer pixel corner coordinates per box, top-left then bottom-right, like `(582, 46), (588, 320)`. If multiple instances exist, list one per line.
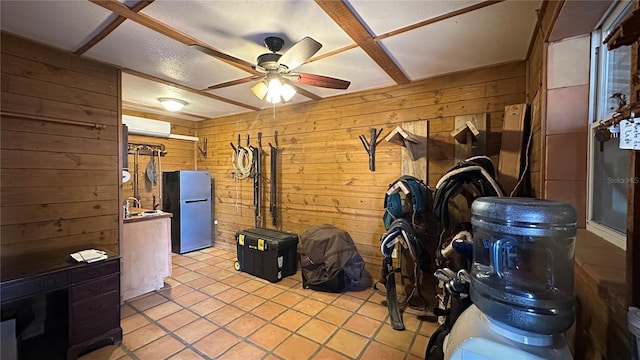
(259, 77), (296, 104)
(281, 83), (296, 102)
(158, 97), (187, 112)
(251, 81), (268, 100)
(266, 78), (283, 104)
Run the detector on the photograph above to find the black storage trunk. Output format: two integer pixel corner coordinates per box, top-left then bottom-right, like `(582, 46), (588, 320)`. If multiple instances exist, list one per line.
(235, 228), (298, 283)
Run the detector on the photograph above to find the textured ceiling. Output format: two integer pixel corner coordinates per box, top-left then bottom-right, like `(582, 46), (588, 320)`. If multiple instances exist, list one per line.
(1, 0), (542, 121)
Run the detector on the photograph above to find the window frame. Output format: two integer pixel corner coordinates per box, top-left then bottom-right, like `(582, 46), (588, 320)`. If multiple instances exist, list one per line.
(586, 0), (632, 250)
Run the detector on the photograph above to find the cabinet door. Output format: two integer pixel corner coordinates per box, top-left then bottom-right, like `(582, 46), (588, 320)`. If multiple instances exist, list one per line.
(70, 308), (120, 344)
(71, 290), (119, 322)
(69, 262), (121, 348)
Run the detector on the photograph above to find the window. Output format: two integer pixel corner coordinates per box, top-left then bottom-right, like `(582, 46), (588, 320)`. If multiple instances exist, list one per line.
(587, 1), (632, 250)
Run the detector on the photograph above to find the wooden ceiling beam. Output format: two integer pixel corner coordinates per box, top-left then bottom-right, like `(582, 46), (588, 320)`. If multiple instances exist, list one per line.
(89, 0), (259, 74)
(315, 0), (410, 85)
(375, 1), (504, 41)
(306, 43), (359, 64)
(122, 68), (261, 111)
(75, 0), (153, 55)
(90, 0), (323, 107)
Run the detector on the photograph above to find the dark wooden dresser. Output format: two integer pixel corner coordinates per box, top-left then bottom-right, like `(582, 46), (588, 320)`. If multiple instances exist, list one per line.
(0, 248), (122, 359)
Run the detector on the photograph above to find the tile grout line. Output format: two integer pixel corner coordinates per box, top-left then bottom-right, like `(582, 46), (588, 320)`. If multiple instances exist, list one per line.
(119, 247), (427, 360)
(188, 257), (361, 359)
(153, 257), (312, 359)
(208, 249), (419, 359)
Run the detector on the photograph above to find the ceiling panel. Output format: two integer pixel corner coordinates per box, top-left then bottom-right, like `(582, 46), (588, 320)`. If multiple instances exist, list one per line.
(381, 0), (540, 81)
(346, 0), (484, 36)
(122, 73), (250, 119)
(0, 0), (116, 52)
(140, 0), (355, 64)
(84, 20), (251, 91)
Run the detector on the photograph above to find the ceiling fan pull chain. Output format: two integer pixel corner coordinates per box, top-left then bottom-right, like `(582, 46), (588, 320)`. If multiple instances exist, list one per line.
(273, 102), (276, 123)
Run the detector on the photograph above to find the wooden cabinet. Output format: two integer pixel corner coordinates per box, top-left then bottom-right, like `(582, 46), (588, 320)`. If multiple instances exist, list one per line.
(68, 259), (121, 357)
(0, 250), (122, 360)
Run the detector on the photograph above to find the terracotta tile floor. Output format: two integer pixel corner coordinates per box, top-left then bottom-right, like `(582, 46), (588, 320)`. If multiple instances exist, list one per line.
(79, 246), (438, 360)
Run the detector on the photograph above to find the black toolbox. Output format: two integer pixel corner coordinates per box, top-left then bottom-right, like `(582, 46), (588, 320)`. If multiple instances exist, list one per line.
(234, 227), (299, 282)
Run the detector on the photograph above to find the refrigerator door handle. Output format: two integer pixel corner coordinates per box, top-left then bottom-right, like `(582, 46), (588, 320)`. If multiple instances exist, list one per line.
(185, 199), (208, 204)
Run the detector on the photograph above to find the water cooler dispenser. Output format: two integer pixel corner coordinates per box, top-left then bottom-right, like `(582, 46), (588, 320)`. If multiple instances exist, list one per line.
(444, 197), (577, 359)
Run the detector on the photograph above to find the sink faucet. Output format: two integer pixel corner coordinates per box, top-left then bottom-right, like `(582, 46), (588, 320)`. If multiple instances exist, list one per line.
(125, 197), (141, 209)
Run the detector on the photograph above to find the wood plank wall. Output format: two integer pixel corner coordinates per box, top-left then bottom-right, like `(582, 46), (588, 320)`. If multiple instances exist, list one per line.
(196, 62), (526, 277)
(0, 32), (121, 257)
(527, 22), (545, 199)
(121, 109), (197, 209)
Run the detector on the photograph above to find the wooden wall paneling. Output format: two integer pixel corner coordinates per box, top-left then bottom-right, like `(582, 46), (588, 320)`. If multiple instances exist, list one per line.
(117, 70), (123, 253)
(0, 32), (120, 257)
(527, 27), (544, 103)
(1, 230), (120, 258)
(524, 0), (545, 198)
(528, 90), (543, 198)
(2, 185), (117, 206)
(2, 214), (118, 247)
(197, 61), (526, 278)
(1, 67), (116, 107)
(1, 92), (117, 126)
(196, 71), (526, 135)
(498, 104), (528, 196)
(1, 130), (116, 155)
(1, 169), (117, 188)
(473, 115), (488, 157)
(1, 149), (117, 170)
(0, 114), (118, 140)
(2, 200), (118, 225)
(0, 33), (119, 83)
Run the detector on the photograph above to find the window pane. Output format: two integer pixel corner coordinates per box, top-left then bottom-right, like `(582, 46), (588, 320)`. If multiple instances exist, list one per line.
(592, 139), (629, 233)
(601, 45), (631, 119)
(590, 1), (631, 236)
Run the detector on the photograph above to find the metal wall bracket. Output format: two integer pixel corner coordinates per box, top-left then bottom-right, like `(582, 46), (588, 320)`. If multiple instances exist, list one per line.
(198, 137), (208, 158)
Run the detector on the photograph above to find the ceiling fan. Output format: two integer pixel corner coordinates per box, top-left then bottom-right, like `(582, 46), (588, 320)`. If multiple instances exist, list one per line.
(192, 36), (351, 104)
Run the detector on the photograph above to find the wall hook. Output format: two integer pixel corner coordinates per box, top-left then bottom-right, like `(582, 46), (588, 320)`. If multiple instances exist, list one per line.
(359, 128), (384, 171)
(198, 137), (208, 158)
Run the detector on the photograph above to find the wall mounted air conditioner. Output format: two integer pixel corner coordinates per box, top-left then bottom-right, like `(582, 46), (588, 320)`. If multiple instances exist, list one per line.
(122, 115), (199, 141)
(122, 115), (171, 138)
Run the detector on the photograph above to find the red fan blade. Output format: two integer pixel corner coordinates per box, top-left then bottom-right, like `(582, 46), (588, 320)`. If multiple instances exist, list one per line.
(295, 73), (350, 89)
